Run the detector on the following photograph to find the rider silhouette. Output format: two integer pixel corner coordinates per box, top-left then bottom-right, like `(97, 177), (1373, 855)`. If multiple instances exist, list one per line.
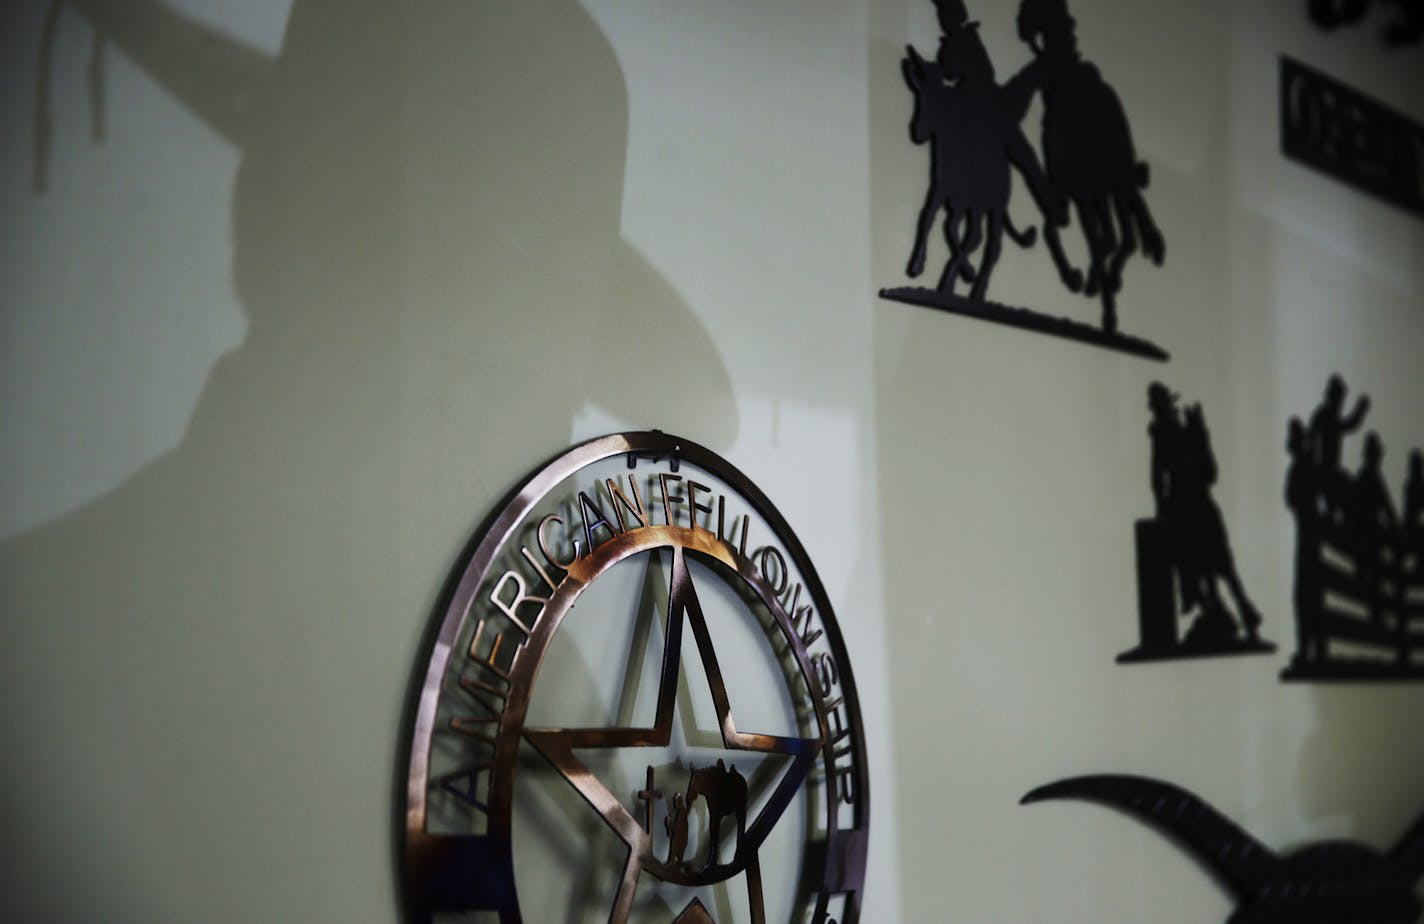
(1007, 0), (1164, 332)
(1145, 383), (1262, 645)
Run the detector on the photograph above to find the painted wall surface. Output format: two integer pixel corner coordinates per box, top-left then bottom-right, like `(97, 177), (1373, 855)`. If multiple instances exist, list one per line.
(1, 1), (1422, 921)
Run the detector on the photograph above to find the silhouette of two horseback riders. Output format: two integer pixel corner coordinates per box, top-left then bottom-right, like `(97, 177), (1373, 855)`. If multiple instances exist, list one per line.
(892, 0), (1165, 344)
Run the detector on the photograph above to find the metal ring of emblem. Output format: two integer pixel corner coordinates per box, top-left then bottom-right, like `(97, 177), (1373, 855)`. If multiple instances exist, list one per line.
(403, 432), (869, 924)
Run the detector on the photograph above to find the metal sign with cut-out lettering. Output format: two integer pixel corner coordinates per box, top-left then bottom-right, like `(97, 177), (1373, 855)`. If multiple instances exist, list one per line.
(1281, 57), (1424, 220)
(402, 432), (869, 923)
(881, 0), (1169, 361)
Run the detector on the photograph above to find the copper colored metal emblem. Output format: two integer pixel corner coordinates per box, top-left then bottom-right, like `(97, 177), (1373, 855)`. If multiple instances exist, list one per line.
(403, 433), (869, 923)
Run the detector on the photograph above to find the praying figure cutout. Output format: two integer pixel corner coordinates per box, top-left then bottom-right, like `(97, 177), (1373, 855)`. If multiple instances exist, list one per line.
(1283, 375), (1424, 680)
(1118, 383), (1274, 663)
(881, 0), (1169, 361)
(665, 791), (690, 870)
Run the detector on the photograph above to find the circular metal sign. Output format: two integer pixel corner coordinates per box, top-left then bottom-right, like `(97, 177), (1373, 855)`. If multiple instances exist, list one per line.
(404, 432), (868, 923)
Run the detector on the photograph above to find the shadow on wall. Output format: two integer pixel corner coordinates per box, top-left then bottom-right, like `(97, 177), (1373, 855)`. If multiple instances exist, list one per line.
(1295, 685), (1424, 843)
(2, 2), (735, 921)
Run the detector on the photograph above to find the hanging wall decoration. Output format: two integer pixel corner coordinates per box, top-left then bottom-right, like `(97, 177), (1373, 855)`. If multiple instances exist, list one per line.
(1306, 0), (1424, 47)
(1118, 383), (1274, 663)
(1282, 376), (1424, 681)
(402, 432), (870, 924)
(1281, 57), (1424, 220)
(1022, 774), (1424, 923)
(880, 0), (1169, 361)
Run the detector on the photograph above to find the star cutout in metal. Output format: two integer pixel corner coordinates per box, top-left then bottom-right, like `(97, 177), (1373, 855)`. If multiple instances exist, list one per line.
(524, 545), (822, 924)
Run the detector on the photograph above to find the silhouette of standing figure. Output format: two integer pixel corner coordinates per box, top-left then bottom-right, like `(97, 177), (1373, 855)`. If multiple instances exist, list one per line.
(665, 792), (690, 869)
(1405, 450), (1424, 559)
(1007, 0), (1165, 333)
(1308, 374), (1370, 478)
(12, 3), (739, 920)
(1353, 432), (1399, 626)
(1286, 417), (1326, 664)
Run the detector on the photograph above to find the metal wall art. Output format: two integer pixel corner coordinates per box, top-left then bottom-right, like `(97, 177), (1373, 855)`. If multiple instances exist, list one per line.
(1282, 376), (1424, 681)
(1119, 383), (1273, 663)
(1281, 57), (1424, 220)
(881, 0), (1168, 361)
(1307, 0), (1424, 46)
(1023, 774), (1424, 923)
(403, 433), (869, 923)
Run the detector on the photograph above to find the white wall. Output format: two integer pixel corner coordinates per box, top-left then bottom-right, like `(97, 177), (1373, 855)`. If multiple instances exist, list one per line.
(0, 1), (1421, 921)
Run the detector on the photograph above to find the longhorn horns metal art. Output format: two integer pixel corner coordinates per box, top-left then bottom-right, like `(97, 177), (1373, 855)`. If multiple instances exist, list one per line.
(1023, 774), (1424, 923)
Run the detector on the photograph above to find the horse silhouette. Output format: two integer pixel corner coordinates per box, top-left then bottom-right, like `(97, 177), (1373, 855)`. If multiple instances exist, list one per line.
(901, 22), (1060, 300)
(1009, 0), (1165, 332)
(1024, 774), (1424, 924)
(686, 759), (747, 870)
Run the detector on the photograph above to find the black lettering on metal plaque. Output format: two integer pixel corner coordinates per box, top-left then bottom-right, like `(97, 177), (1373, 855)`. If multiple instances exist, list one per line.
(1023, 774), (1424, 923)
(402, 432), (870, 924)
(1281, 56), (1424, 220)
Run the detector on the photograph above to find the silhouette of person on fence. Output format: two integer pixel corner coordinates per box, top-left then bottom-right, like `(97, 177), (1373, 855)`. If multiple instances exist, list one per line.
(1146, 383), (1261, 645)
(1405, 450), (1424, 559)
(900, 0), (1062, 298)
(1006, 0), (1165, 333)
(1308, 374), (1370, 478)
(1286, 417), (1326, 664)
(1284, 376), (1424, 679)
(1353, 432), (1399, 626)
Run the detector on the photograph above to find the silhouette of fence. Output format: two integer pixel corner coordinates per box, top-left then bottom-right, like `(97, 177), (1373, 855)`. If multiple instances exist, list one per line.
(1286, 472), (1424, 678)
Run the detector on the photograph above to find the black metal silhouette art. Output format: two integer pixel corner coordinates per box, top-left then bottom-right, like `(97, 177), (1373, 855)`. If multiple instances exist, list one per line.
(664, 790), (691, 869)
(882, 0), (1169, 362)
(1281, 57), (1424, 221)
(684, 759), (749, 872)
(1308, 0), (1424, 46)
(1119, 383), (1274, 663)
(1283, 376), (1424, 680)
(1022, 774), (1424, 923)
(899, 12), (1058, 300)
